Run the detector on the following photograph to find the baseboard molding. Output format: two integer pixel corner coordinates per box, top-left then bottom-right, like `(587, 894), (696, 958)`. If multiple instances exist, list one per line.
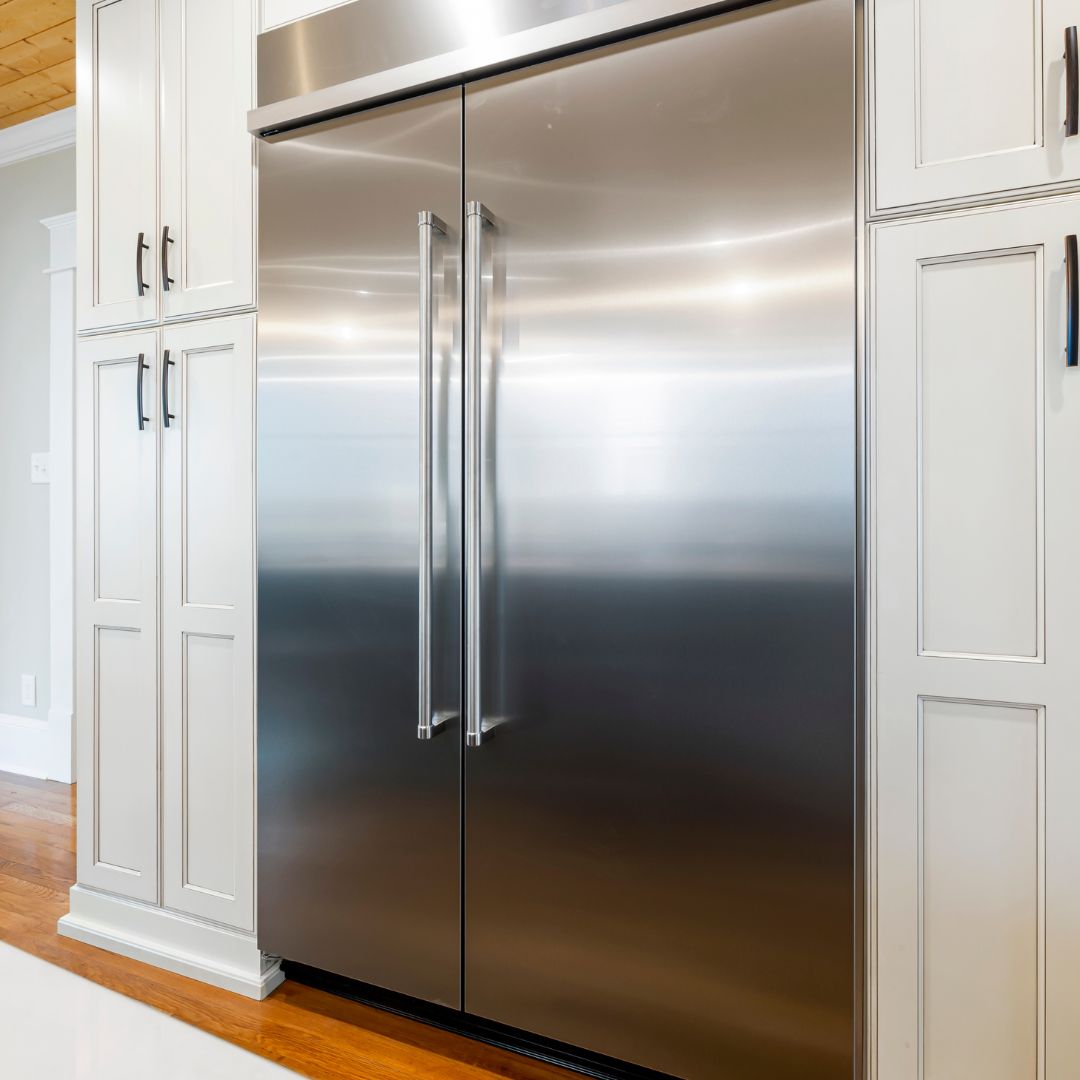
(0, 711), (75, 783)
(58, 885), (284, 1000)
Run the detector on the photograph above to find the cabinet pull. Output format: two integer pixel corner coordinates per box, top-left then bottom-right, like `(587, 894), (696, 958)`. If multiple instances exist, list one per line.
(1068, 235), (1078, 367)
(136, 353), (150, 430)
(162, 349), (175, 427)
(1067, 27), (1079, 136)
(136, 231), (150, 296)
(161, 225), (175, 291)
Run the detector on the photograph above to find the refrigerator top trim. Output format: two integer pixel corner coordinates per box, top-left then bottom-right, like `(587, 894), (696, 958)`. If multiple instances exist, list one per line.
(249, 0), (764, 138)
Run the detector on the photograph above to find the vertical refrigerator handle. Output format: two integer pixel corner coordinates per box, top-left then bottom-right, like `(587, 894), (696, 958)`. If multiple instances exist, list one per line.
(418, 211), (450, 740)
(465, 201), (495, 749)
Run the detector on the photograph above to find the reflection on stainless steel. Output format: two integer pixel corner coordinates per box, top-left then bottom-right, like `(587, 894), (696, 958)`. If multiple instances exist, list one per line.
(256, 90), (463, 1007)
(462, 2), (854, 1077)
(257, 0), (856, 1075)
(250, 0), (744, 135)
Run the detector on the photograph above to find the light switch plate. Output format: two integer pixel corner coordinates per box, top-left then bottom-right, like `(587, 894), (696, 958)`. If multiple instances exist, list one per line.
(30, 452), (50, 485)
(20, 674), (36, 708)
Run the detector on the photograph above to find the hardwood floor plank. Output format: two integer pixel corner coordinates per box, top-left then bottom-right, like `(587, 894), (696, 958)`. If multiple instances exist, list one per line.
(0, 775), (575, 1080)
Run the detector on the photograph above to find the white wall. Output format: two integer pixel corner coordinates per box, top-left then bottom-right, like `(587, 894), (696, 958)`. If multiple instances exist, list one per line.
(0, 147), (75, 737)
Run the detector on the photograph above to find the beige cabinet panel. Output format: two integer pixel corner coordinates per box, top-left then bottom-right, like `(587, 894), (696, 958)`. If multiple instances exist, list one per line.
(873, 0), (1080, 211)
(75, 330), (160, 903)
(77, 0), (159, 331)
(161, 315), (255, 930)
(873, 196), (1080, 1078)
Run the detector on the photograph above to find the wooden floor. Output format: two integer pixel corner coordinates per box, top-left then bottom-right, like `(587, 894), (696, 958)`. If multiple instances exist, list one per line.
(0, 770), (573, 1080)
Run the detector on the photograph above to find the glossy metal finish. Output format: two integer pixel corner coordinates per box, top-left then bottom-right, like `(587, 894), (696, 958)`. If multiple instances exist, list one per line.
(256, 90), (463, 1007)
(462, 2), (855, 1076)
(465, 201), (495, 750)
(418, 211), (450, 742)
(250, 0), (746, 136)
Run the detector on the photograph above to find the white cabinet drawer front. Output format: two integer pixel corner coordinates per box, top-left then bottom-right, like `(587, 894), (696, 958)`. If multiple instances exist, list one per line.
(161, 315), (255, 930)
(77, 0), (159, 331)
(160, 0), (255, 320)
(76, 330), (160, 903)
(873, 197), (1080, 1077)
(873, 0), (1080, 210)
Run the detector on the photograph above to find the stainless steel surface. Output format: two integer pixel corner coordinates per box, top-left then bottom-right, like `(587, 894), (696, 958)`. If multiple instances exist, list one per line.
(418, 210), (449, 742)
(465, 201), (494, 751)
(250, 0), (745, 136)
(257, 89), (463, 1007)
(462, 2), (855, 1075)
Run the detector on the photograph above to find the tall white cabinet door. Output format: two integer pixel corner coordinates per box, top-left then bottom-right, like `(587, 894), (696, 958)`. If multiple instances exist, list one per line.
(161, 315), (255, 930)
(75, 330), (160, 903)
(873, 0), (1080, 211)
(160, 0), (255, 321)
(873, 197), (1080, 1079)
(76, 0), (159, 332)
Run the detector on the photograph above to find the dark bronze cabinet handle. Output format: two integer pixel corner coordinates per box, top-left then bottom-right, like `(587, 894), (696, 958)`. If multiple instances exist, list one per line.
(136, 231), (150, 296)
(161, 225), (174, 291)
(1068, 236), (1078, 367)
(136, 353), (150, 430)
(162, 349), (175, 427)
(1067, 27), (1078, 136)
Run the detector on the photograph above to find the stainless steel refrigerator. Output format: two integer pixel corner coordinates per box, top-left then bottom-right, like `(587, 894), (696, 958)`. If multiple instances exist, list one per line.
(255, 1), (856, 1076)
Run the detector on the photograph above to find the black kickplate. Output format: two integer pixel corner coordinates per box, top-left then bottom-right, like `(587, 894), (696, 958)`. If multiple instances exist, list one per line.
(282, 960), (679, 1080)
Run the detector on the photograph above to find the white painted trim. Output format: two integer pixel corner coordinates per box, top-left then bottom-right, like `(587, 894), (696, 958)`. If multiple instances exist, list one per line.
(0, 108), (75, 169)
(0, 713), (50, 780)
(58, 886), (284, 1000)
(43, 211), (77, 785)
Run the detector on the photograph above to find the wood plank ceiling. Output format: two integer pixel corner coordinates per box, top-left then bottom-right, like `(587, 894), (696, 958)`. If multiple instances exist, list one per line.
(0, 0), (75, 130)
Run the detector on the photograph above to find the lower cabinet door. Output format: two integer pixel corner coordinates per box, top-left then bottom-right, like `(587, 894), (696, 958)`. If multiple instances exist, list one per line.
(75, 330), (160, 903)
(873, 196), (1080, 1078)
(161, 314), (255, 930)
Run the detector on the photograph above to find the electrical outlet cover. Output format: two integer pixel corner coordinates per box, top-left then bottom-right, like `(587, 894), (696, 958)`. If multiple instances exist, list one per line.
(20, 674), (36, 708)
(30, 452), (50, 485)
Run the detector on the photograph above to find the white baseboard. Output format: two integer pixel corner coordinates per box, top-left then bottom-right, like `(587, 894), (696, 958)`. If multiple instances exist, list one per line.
(58, 885), (284, 1000)
(0, 711), (75, 783)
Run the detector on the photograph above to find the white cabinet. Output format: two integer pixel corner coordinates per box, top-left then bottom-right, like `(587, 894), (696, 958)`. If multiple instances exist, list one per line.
(872, 197), (1080, 1078)
(160, 0), (255, 320)
(75, 330), (160, 904)
(161, 316), (255, 930)
(260, 0), (346, 31)
(74, 317), (256, 934)
(77, 0), (255, 333)
(872, 0), (1080, 211)
(76, 0), (159, 330)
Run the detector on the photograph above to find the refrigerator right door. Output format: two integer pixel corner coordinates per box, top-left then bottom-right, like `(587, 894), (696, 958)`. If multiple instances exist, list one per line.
(462, 2), (856, 1077)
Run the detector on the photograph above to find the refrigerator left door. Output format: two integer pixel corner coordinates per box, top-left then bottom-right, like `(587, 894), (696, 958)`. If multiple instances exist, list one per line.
(256, 90), (463, 1007)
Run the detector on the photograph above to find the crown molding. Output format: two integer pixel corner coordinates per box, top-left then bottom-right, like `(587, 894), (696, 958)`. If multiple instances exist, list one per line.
(0, 107), (75, 169)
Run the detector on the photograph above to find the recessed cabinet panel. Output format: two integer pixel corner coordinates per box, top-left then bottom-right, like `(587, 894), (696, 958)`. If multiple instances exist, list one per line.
(182, 633), (238, 899)
(919, 252), (1040, 659)
(161, 0), (255, 319)
(162, 315), (254, 930)
(184, 347), (239, 606)
(95, 627), (156, 876)
(916, 0), (1038, 167)
(873, 0), (1080, 210)
(95, 359), (144, 601)
(921, 699), (1040, 1080)
(77, 0), (159, 330)
(76, 331), (159, 904)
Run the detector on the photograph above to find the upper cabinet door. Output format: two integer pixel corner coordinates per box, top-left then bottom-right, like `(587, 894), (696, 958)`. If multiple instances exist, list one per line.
(75, 330), (160, 904)
(873, 0), (1080, 212)
(77, 0), (159, 332)
(160, 0), (255, 321)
